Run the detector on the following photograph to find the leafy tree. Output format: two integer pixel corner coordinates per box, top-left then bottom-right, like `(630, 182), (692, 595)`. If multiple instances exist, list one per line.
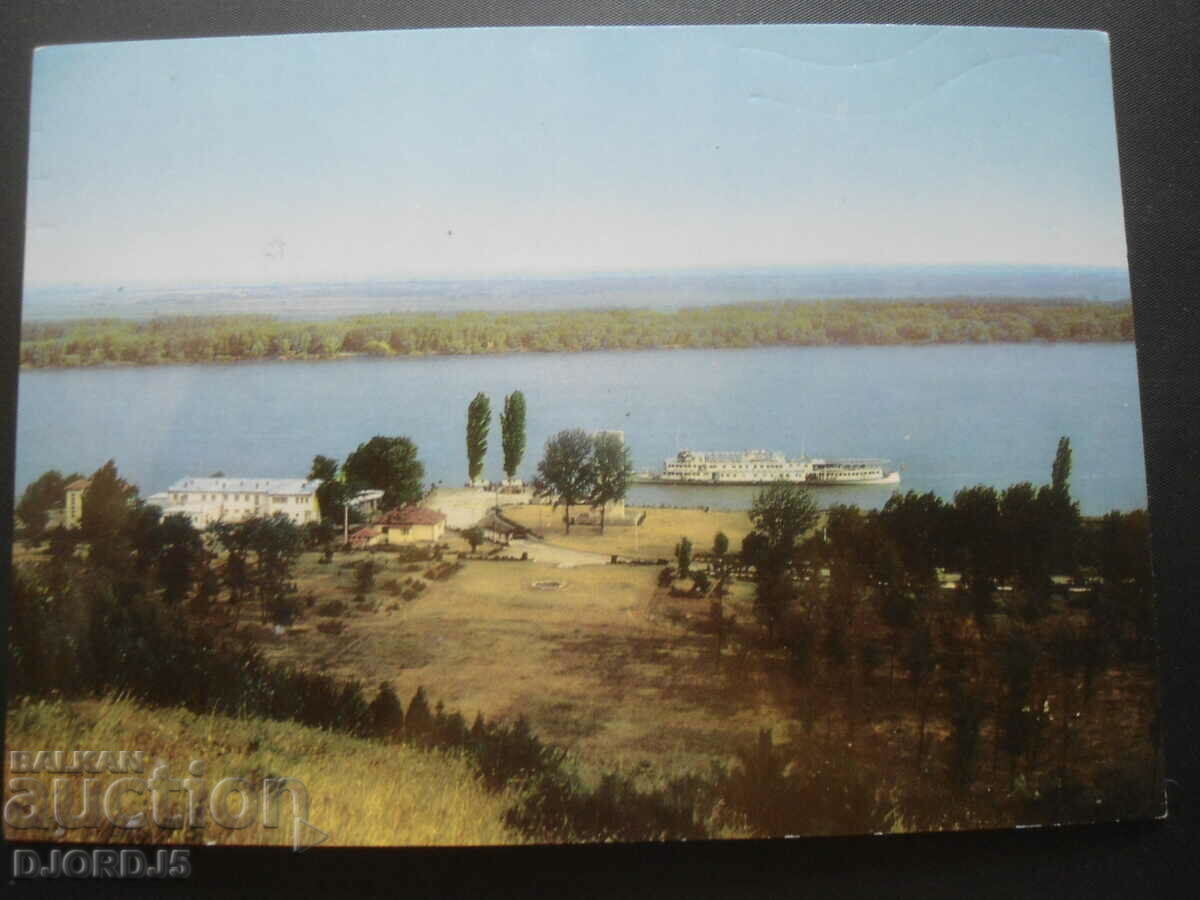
(354, 558), (380, 595)
(999, 482), (1052, 619)
(16, 470), (66, 543)
(369, 682), (405, 738)
(308, 455), (339, 482)
(950, 485), (1002, 613)
(533, 429), (595, 535)
(466, 392), (491, 484)
(1043, 436), (1082, 575)
(156, 513), (205, 606)
(1051, 435), (1072, 497)
(740, 531), (770, 573)
(343, 436), (425, 508)
(463, 526), (485, 552)
(749, 482), (819, 574)
(712, 531), (730, 574)
(80, 460), (138, 570)
(675, 536), (693, 579)
(589, 432), (633, 533)
(406, 686), (434, 742)
(252, 516), (304, 624)
(756, 572), (797, 642)
(500, 391), (527, 481)
(878, 490), (947, 587)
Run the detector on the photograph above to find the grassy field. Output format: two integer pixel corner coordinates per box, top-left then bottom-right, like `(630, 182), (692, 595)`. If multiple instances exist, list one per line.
(502, 503), (755, 562)
(4, 695), (525, 847)
(267, 545), (799, 781)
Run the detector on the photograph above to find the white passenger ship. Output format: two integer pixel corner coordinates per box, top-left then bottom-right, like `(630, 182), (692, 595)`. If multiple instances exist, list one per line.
(634, 449), (900, 486)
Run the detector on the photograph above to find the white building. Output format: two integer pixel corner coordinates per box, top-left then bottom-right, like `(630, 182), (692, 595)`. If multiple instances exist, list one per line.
(147, 477), (323, 528)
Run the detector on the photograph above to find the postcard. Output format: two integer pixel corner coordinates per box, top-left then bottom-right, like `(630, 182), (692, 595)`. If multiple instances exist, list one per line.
(6, 24), (1160, 856)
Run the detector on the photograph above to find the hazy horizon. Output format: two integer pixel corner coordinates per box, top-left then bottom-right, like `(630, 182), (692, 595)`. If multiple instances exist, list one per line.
(20, 262), (1132, 322)
(25, 25), (1128, 290)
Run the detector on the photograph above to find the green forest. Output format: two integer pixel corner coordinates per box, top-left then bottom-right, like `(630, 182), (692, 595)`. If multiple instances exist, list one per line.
(19, 299), (1134, 368)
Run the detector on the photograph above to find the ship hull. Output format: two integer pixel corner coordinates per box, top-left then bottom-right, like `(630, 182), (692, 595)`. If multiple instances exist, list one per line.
(632, 471), (901, 487)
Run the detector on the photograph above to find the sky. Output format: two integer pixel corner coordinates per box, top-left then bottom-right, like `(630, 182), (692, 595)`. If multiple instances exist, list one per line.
(23, 25), (1128, 287)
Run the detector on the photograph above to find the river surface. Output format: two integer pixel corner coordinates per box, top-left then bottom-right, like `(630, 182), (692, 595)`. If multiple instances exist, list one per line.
(15, 344), (1147, 515)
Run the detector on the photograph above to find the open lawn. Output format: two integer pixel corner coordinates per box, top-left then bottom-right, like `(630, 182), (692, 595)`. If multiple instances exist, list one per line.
(501, 503), (755, 563)
(267, 549), (798, 779)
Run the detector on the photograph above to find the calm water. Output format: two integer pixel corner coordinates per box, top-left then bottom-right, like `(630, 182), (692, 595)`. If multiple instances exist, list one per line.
(15, 344), (1147, 515)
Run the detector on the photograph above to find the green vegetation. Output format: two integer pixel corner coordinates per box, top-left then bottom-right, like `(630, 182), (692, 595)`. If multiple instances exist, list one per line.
(589, 431), (634, 533)
(342, 435), (425, 508)
(465, 392), (490, 483)
(533, 429), (597, 535)
(8, 433), (1159, 842)
(18, 299), (1134, 369)
(500, 390), (527, 481)
(15, 469), (83, 543)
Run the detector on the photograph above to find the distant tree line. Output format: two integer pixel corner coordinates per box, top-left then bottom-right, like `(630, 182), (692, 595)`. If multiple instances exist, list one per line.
(19, 299), (1134, 368)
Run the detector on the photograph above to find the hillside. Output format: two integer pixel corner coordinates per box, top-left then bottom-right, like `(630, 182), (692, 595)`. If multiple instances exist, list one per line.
(4, 695), (525, 847)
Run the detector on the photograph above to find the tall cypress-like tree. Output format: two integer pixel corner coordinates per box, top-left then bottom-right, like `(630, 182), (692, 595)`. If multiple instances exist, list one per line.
(80, 460), (138, 570)
(1051, 436), (1072, 497)
(466, 392), (491, 484)
(500, 391), (527, 481)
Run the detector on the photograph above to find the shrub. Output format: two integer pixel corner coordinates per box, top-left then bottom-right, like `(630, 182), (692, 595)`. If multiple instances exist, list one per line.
(316, 599), (348, 617)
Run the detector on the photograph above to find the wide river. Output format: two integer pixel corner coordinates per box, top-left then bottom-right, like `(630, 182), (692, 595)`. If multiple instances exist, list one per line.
(15, 344), (1147, 515)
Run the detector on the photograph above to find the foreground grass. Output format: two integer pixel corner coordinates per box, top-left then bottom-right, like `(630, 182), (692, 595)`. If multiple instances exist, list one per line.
(5, 695), (525, 847)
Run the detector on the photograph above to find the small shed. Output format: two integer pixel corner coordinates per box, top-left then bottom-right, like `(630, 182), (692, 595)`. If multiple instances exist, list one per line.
(349, 526), (383, 549)
(478, 510), (529, 545)
(374, 505), (447, 544)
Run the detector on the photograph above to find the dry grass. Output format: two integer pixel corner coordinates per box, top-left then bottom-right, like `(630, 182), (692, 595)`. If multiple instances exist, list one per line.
(268, 553), (791, 780)
(502, 503), (754, 562)
(4, 695), (525, 847)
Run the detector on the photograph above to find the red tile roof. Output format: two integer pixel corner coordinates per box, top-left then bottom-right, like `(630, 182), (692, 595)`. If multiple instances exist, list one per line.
(65, 479), (91, 492)
(375, 505), (446, 526)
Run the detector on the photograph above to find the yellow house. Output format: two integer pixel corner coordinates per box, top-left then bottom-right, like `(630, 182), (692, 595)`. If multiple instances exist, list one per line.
(64, 478), (91, 529)
(374, 506), (446, 544)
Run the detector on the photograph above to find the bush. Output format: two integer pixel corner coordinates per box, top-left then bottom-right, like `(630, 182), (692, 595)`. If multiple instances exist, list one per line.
(316, 599), (348, 617)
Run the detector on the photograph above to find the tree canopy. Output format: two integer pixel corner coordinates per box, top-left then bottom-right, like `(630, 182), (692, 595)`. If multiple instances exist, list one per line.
(466, 392), (491, 483)
(500, 391), (527, 480)
(19, 300), (1134, 369)
(80, 460), (139, 569)
(748, 482), (819, 568)
(16, 470), (68, 542)
(343, 436), (425, 509)
(533, 429), (595, 534)
(589, 432), (633, 532)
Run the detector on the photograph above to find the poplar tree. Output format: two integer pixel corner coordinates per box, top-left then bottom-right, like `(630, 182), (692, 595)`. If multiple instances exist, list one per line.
(500, 391), (527, 481)
(466, 392), (491, 484)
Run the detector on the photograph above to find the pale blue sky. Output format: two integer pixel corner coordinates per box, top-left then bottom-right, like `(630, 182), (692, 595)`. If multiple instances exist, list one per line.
(24, 25), (1127, 286)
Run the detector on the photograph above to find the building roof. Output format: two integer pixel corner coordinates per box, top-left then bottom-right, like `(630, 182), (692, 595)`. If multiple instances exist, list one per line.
(167, 477), (322, 495)
(65, 478), (91, 492)
(479, 510), (523, 535)
(350, 527), (381, 539)
(375, 505), (446, 526)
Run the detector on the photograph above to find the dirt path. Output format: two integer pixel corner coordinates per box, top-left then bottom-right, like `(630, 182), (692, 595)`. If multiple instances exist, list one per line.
(506, 537), (610, 568)
(425, 487), (532, 529)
